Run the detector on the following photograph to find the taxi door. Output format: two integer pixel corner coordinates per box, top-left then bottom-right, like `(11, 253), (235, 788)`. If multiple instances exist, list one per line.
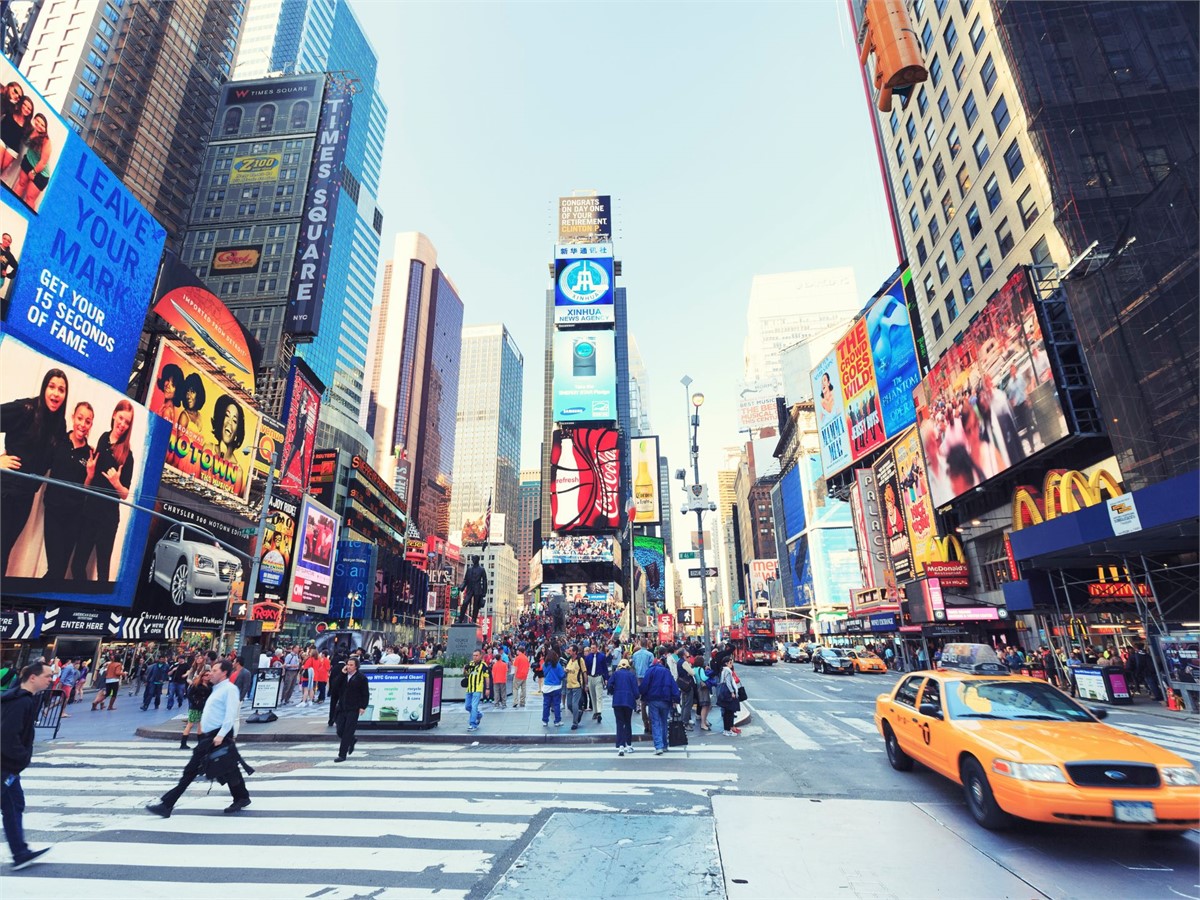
(910, 677), (953, 778)
(886, 675), (932, 765)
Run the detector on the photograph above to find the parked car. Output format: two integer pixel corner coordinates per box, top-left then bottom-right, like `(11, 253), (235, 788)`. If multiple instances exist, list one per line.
(813, 647), (855, 675)
(148, 524), (243, 607)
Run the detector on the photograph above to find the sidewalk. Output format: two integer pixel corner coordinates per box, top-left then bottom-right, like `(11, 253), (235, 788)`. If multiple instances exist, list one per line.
(132, 695), (751, 745)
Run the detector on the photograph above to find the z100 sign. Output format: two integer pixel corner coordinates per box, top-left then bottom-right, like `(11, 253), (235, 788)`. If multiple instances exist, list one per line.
(551, 427), (620, 532)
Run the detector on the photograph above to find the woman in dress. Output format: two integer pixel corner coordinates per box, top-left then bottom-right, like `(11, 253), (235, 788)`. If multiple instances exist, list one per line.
(42, 401), (94, 579)
(179, 665), (211, 750)
(175, 373), (206, 434)
(0, 367), (68, 576)
(0, 82), (26, 173)
(154, 364), (184, 421)
(72, 399), (135, 582)
(14, 112), (53, 207)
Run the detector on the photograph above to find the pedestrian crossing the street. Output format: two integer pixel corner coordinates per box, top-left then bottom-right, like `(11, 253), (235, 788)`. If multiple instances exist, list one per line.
(6, 740), (741, 897)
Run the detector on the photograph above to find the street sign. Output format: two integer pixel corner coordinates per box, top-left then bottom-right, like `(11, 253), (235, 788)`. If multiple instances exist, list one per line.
(688, 567), (719, 578)
(678, 551), (697, 559)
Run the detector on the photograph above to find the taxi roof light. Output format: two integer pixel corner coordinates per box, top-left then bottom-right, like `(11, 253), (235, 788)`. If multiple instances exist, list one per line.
(938, 643), (1013, 676)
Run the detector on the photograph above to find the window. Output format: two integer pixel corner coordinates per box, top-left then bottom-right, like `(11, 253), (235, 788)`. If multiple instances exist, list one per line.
(925, 118), (939, 147)
(1143, 146), (1171, 183)
(1161, 41), (1195, 78)
(913, 146), (925, 173)
(920, 183), (932, 210)
(896, 142), (907, 167)
(240, 186), (259, 199)
(237, 202), (256, 215)
(976, 244), (994, 280)
(1081, 152), (1115, 187)
(965, 203), (982, 237)
(222, 107), (242, 135)
(69, 99), (88, 119)
(87, 49), (105, 69)
(996, 218), (1014, 257)
(984, 173), (1001, 210)
(936, 252), (950, 283)
(889, 110), (899, 134)
(969, 15), (985, 51)
(289, 100), (309, 128)
(929, 212), (942, 242)
(937, 89), (951, 121)
(931, 310), (945, 339)
(75, 83), (93, 103)
(950, 229), (965, 262)
(956, 163), (971, 195)
(81, 66), (99, 86)
(92, 34), (109, 54)
(934, 0), (948, 15)
(959, 0), (972, 11)
(921, 21), (934, 52)
(104, 4), (120, 23)
(923, 273), (936, 302)
(944, 18), (958, 53)
(909, 205), (920, 231)
(256, 103), (275, 131)
(902, 172), (914, 197)
(1004, 139), (1025, 180)
(959, 270), (975, 302)
(97, 18), (115, 37)
(257, 278), (278, 292)
(963, 92), (978, 127)
(916, 238), (928, 265)
(1017, 187), (1039, 227)
(930, 56), (943, 87)
(973, 132), (990, 166)
(981, 54), (997, 93)
(906, 117), (917, 141)
(1030, 236), (1053, 277)
(992, 95), (1010, 136)
(914, 0), (927, 19)
(271, 200), (292, 214)
(952, 53), (966, 88)
(933, 155), (946, 185)
(947, 125), (961, 159)
(942, 190), (956, 221)
(917, 87), (929, 115)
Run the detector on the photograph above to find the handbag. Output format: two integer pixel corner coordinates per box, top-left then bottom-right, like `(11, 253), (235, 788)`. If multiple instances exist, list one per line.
(203, 743), (240, 781)
(737, 684), (748, 703)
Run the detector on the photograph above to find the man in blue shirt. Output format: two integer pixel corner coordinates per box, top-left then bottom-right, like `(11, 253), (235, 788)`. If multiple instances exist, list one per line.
(631, 640), (654, 733)
(639, 651), (681, 755)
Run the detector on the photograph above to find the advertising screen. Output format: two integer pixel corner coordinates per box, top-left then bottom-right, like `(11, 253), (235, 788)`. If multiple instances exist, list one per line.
(812, 349), (850, 475)
(630, 435), (661, 525)
(552, 329), (616, 422)
(632, 534), (666, 603)
(360, 668), (427, 724)
(253, 416), (285, 480)
(866, 271), (921, 438)
(278, 358), (322, 495)
(873, 450), (913, 582)
(254, 492), (298, 605)
(913, 268), (1068, 507)
(550, 426), (620, 532)
(211, 245), (263, 275)
(557, 195), (612, 242)
(287, 494), (340, 613)
(132, 490), (252, 630)
(145, 339), (261, 501)
(891, 426), (940, 578)
(554, 257), (614, 325)
(542, 534), (617, 565)
(152, 256), (257, 393)
(0, 57), (167, 390)
(838, 318), (887, 463)
(750, 559), (779, 606)
(329, 539), (376, 621)
(0, 333), (169, 605)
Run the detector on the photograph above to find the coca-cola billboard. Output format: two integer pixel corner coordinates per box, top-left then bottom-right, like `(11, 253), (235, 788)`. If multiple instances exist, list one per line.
(550, 426), (620, 532)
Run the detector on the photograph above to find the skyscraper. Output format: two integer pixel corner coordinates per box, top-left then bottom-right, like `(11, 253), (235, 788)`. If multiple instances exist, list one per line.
(227, 0), (388, 457)
(20, 0), (243, 246)
(515, 468), (541, 592)
(447, 323), (524, 550)
(367, 232), (464, 540)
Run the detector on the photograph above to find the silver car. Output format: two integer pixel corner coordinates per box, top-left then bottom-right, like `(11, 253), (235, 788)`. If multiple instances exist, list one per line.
(148, 524), (243, 606)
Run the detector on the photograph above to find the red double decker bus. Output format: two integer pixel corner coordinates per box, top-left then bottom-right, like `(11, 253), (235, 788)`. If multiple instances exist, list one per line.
(730, 617), (778, 665)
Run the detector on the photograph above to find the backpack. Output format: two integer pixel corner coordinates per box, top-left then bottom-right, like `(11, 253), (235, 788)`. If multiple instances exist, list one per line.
(676, 663), (695, 689)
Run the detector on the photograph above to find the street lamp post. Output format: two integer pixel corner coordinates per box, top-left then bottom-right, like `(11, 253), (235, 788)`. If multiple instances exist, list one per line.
(687, 388), (715, 659)
(230, 450), (280, 653)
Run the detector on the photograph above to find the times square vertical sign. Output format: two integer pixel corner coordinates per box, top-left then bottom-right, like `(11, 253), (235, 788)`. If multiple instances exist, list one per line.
(287, 78), (354, 340)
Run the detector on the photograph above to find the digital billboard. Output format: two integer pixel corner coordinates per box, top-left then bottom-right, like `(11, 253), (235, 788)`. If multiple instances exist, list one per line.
(552, 329), (616, 422)
(913, 268), (1068, 507)
(254, 492), (298, 606)
(287, 79), (353, 339)
(152, 254), (257, 393)
(550, 426), (620, 532)
(873, 450), (913, 582)
(812, 349), (850, 474)
(630, 435), (661, 525)
(253, 415), (285, 480)
(542, 534), (618, 565)
(866, 271), (922, 438)
(329, 539), (376, 621)
(632, 535), (665, 604)
(145, 338), (261, 501)
(210, 245), (263, 275)
(554, 257), (614, 325)
(278, 358), (322, 494)
(0, 56), (167, 390)
(287, 494), (341, 614)
(891, 426), (940, 578)
(838, 318), (887, 463)
(557, 195), (611, 242)
(0, 333), (169, 605)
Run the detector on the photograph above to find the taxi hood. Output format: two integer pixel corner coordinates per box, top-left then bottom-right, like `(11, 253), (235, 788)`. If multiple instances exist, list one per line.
(963, 719), (1190, 766)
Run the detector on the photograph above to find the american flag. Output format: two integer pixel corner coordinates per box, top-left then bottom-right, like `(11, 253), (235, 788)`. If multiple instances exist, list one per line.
(481, 492), (493, 544)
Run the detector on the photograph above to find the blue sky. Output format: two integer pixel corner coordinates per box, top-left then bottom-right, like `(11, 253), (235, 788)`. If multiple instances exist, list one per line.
(356, 0), (899, 563)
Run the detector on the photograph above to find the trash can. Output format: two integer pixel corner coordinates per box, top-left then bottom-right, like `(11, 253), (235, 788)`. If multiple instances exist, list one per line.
(357, 664), (443, 729)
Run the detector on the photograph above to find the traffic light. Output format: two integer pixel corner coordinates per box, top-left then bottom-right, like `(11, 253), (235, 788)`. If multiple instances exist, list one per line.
(858, 0), (928, 112)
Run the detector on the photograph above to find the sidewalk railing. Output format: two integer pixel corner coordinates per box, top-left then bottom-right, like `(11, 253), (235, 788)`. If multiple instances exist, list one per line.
(34, 688), (69, 739)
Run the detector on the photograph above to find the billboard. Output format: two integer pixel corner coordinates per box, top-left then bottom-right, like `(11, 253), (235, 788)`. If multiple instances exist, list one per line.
(131, 488), (252, 630)
(873, 450), (913, 582)
(542, 534), (618, 565)
(287, 494), (341, 613)
(145, 339), (261, 501)
(837, 318), (887, 463)
(0, 56), (166, 389)
(229, 154), (282, 184)
(552, 329), (616, 422)
(630, 435), (661, 526)
(278, 358), (322, 494)
(749, 559), (779, 606)
(891, 426), (940, 578)
(812, 350), (850, 474)
(152, 255), (257, 393)
(211, 245), (263, 275)
(632, 534), (666, 604)
(329, 539), (376, 621)
(557, 195), (611, 242)
(253, 416), (285, 480)
(0, 333), (169, 604)
(850, 468), (888, 588)
(554, 257), (614, 325)
(254, 492), (298, 604)
(554, 242), (613, 259)
(913, 268), (1068, 507)
(550, 426), (620, 532)
(287, 78), (353, 339)
(866, 271), (922, 438)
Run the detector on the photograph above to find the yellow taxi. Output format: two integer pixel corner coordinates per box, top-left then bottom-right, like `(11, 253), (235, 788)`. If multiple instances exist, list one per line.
(874, 644), (1200, 832)
(847, 649), (888, 673)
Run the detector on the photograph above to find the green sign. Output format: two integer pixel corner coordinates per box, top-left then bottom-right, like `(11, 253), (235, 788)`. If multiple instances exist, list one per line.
(679, 551), (697, 559)
(450, 587), (461, 600)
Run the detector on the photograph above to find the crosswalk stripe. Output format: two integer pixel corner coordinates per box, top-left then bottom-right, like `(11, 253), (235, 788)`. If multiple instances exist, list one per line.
(1, 878), (468, 900)
(793, 710), (864, 743)
(833, 716), (879, 736)
(752, 707), (820, 750)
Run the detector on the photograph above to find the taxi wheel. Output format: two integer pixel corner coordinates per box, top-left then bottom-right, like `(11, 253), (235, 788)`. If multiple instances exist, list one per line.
(961, 757), (1013, 830)
(883, 723), (913, 771)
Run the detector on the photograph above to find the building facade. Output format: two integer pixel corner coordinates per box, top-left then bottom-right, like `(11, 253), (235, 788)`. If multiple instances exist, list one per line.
(515, 468), (541, 592)
(447, 323), (524, 550)
(480, 542), (519, 630)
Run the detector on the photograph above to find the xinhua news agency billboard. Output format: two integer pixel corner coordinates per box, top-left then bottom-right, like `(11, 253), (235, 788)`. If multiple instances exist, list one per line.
(554, 257), (614, 325)
(0, 55), (166, 391)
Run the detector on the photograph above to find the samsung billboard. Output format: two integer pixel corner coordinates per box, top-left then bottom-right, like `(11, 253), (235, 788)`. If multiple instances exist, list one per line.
(552, 329), (616, 422)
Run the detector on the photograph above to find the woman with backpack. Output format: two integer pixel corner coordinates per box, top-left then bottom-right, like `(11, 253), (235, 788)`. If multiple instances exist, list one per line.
(540, 649), (565, 727)
(715, 658), (741, 737)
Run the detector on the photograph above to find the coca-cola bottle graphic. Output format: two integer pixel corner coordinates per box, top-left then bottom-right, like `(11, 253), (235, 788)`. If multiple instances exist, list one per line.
(554, 435), (583, 529)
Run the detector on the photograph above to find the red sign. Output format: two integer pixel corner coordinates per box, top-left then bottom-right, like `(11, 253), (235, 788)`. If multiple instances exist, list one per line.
(279, 360), (322, 495)
(836, 318), (886, 460)
(551, 426), (621, 532)
(1087, 582), (1151, 600)
(657, 614), (674, 642)
(923, 561), (969, 588)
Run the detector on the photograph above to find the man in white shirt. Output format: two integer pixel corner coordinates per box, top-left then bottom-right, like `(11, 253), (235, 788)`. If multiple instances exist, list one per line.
(380, 646), (401, 665)
(281, 645), (301, 704)
(146, 659), (251, 816)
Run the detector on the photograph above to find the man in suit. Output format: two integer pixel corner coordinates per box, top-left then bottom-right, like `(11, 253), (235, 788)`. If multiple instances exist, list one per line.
(335, 657), (370, 762)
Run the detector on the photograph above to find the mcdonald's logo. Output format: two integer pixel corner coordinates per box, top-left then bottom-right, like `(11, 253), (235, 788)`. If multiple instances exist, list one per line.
(1011, 469), (1123, 531)
(929, 534), (966, 563)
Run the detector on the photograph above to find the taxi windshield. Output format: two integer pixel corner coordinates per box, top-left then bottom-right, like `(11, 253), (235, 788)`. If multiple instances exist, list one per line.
(945, 680), (1095, 722)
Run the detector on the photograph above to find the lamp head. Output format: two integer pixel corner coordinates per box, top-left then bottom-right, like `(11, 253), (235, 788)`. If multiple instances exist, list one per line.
(691, 392), (705, 408)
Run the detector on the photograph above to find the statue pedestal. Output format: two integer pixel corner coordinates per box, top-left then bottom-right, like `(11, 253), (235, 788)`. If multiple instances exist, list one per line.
(447, 623), (481, 659)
